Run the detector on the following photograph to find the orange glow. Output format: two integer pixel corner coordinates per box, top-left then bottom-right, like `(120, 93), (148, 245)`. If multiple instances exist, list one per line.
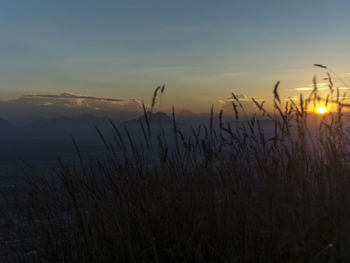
(317, 106), (327, 114)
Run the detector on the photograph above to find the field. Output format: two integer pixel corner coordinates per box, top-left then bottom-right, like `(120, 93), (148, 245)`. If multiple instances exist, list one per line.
(3, 67), (350, 262)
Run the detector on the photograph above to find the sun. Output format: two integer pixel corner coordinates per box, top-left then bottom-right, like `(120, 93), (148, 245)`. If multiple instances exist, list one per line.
(317, 106), (327, 114)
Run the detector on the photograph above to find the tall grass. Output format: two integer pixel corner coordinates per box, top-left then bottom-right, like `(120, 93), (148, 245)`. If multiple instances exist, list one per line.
(5, 66), (350, 262)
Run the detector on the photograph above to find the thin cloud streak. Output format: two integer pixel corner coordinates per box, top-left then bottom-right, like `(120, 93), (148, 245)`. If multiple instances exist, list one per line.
(0, 92), (146, 119)
(26, 93), (124, 103)
(22, 93), (145, 108)
(296, 81), (349, 91)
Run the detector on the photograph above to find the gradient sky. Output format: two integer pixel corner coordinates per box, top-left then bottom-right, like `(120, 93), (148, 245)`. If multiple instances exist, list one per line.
(1, 0), (350, 113)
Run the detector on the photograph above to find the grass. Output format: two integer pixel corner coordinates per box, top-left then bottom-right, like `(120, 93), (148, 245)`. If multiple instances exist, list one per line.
(4, 65), (350, 262)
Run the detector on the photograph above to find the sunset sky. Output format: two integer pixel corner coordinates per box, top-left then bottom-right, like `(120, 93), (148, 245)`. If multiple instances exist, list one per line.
(1, 0), (350, 114)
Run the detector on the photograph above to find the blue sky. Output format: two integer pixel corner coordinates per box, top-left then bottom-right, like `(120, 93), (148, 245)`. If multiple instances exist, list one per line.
(1, 0), (350, 112)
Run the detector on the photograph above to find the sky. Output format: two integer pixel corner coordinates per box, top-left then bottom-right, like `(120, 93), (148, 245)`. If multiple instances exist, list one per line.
(1, 0), (350, 116)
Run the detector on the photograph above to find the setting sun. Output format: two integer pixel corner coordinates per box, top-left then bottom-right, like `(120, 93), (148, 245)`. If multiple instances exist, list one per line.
(317, 106), (327, 114)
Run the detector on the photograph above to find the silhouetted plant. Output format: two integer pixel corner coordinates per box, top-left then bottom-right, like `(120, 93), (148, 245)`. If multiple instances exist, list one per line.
(5, 66), (350, 262)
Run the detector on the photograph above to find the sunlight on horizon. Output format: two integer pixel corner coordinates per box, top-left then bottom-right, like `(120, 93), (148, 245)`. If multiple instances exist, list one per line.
(317, 106), (327, 114)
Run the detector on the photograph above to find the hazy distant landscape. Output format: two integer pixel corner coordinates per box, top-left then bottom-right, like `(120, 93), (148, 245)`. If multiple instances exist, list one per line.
(4, 74), (350, 262)
(0, 111), (212, 164)
(3, 1), (350, 262)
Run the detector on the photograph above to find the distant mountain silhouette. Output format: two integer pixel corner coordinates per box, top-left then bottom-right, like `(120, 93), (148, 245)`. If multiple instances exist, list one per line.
(176, 111), (210, 123)
(25, 114), (107, 129)
(122, 111), (172, 126)
(139, 111), (172, 123)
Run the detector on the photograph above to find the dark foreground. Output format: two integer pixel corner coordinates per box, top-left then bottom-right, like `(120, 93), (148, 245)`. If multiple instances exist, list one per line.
(3, 83), (350, 262)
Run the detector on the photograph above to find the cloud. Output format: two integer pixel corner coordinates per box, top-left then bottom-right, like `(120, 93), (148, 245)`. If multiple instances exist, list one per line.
(296, 82), (348, 91)
(216, 72), (247, 78)
(26, 93), (124, 103)
(295, 87), (315, 91)
(218, 94), (262, 105)
(0, 92), (144, 119)
(218, 94), (264, 115)
(21, 92), (145, 109)
(287, 96), (299, 101)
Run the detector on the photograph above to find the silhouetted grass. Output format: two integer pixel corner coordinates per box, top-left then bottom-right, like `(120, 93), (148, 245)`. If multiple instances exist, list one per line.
(4, 66), (350, 262)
